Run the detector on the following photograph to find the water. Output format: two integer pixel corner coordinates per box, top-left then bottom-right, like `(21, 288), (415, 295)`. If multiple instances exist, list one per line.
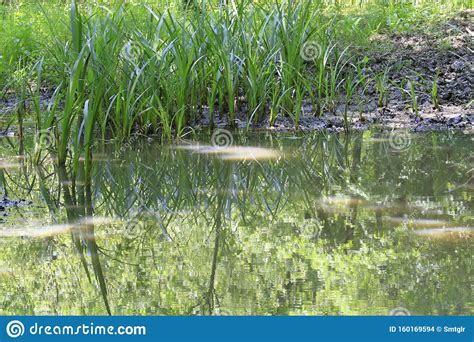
(0, 130), (472, 315)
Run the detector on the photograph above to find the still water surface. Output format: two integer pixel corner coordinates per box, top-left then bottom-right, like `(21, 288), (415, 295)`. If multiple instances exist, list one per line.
(0, 130), (472, 315)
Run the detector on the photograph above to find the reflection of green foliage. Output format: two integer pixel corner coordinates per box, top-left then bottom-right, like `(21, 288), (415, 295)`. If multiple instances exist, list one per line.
(0, 130), (472, 315)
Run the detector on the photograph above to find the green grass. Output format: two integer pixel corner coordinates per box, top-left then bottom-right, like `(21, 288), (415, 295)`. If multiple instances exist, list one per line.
(374, 66), (391, 108)
(431, 72), (440, 110)
(0, 0), (472, 164)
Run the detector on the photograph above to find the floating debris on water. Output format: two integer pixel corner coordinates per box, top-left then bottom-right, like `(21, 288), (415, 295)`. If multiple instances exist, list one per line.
(0, 217), (120, 238)
(0, 268), (14, 277)
(384, 217), (452, 228)
(321, 196), (365, 206)
(413, 227), (474, 239)
(176, 145), (283, 161)
(218, 147), (282, 161)
(362, 200), (440, 211)
(78, 154), (112, 162)
(0, 159), (20, 169)
(80, 216), (119, 226)
(0, 223), (73, 238)
(365, 138), (391, 143)
(60, 180), (86, 186)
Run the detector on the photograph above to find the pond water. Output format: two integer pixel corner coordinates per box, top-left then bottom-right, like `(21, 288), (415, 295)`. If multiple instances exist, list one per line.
(0, 129), (472, 315)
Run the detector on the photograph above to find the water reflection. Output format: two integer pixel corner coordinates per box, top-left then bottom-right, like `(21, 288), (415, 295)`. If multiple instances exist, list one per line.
(0, 130), (472, 315)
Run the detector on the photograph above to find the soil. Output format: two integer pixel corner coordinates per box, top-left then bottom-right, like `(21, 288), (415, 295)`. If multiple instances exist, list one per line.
(1, 10), (473, 135)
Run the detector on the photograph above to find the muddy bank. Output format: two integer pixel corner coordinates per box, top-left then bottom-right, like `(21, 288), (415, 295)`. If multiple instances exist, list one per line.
(263, 108), (473, 133)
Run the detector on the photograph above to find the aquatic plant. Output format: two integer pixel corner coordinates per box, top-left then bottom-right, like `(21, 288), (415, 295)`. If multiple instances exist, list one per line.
(431, 72), (440, 110)
(342, 66), (366, 132)
(374, 66), (391, 108)
(409, 80), (419, 117)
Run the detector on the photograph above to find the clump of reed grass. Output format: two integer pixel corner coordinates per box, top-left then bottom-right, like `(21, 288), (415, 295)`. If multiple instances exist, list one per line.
(26, 0), (351, 161)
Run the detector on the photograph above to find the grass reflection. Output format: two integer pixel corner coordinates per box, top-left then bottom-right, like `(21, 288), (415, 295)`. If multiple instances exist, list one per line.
(0, 130), (472, 315)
